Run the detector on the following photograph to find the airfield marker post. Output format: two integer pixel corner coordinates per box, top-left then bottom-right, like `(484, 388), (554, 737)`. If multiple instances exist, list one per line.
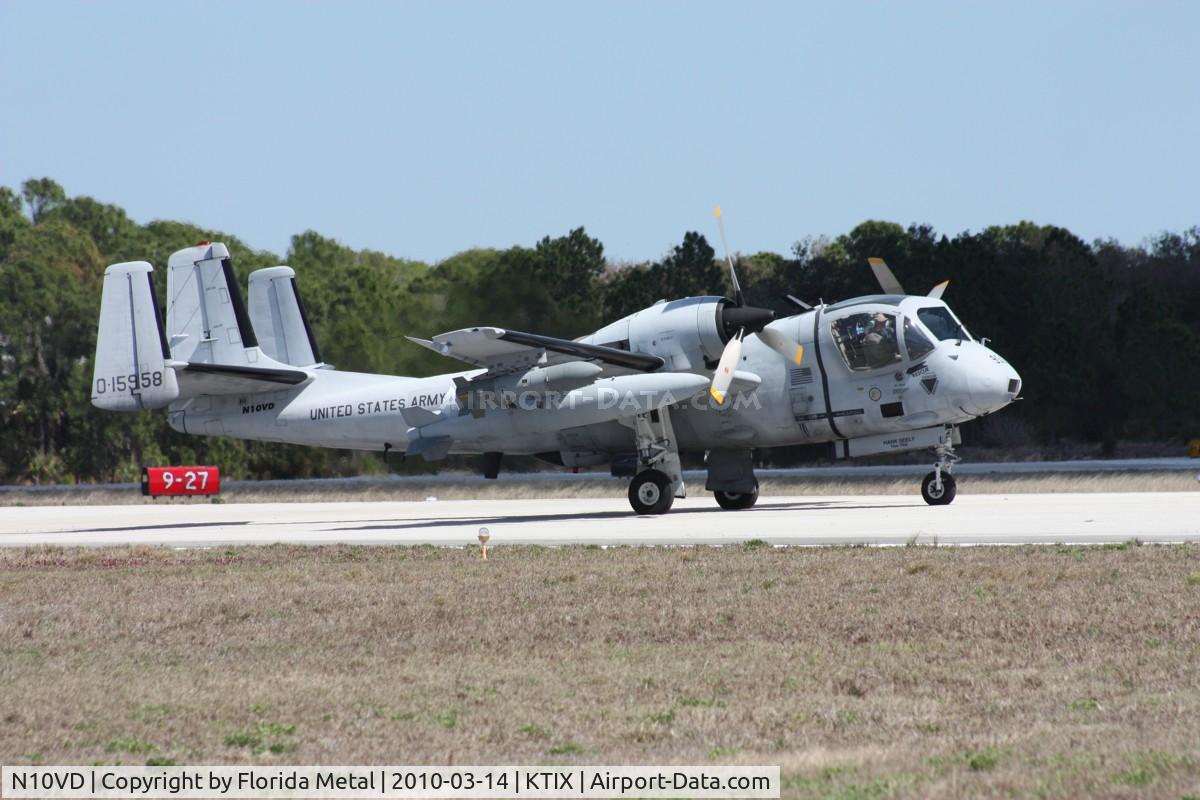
(478, 527), (490, 560)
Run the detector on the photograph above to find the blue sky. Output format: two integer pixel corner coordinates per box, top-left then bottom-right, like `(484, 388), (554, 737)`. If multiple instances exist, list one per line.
(1, 1), (1195, 263)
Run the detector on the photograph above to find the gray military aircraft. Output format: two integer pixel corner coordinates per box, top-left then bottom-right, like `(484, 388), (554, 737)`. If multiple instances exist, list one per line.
(91, 218), (1021, 514)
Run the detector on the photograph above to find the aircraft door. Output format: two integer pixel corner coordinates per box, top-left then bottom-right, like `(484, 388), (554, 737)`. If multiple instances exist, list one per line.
(821, 307), (906, 437)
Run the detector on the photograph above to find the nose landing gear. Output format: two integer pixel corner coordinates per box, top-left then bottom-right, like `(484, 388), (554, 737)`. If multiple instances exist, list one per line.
(921, 471), (956, 505)
(921, 435), (960, 505)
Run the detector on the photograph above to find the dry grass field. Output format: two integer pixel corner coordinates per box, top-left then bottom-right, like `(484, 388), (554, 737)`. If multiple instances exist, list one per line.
(3, 470), (1197, 506)
(2, 543), (1200, 799)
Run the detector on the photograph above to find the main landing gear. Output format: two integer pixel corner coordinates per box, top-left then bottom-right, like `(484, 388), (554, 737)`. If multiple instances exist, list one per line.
(629, 469), (675, 515)
(706, 448), (759, 511)
(624, 420), (762, 515)
(626, 407), (686, 515)
(921, 435), (960, 506)
(714, 483), (759, 510)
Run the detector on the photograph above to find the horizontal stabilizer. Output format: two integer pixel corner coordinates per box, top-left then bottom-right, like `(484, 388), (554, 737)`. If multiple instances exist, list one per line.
(174, 361), (310, 396)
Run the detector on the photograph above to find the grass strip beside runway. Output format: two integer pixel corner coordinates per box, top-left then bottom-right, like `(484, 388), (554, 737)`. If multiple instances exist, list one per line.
(2, 543), (1199, 798)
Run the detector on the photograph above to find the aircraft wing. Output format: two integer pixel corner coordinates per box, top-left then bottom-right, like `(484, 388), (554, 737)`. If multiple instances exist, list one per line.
(407, 327), (664, 376)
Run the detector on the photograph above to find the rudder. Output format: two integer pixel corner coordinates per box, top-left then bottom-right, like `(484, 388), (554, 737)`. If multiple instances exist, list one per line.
(92, 262), (180, 411)
(166, 242), (261, 366)
(248, 266), (323, 367)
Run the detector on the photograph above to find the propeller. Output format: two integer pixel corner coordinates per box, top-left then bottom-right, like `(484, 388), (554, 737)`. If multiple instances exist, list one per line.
(867, 257), (905, 295)
(706, 208), (806, 402)
(866, 256), (950, 299)
(709, 329), (742, 405)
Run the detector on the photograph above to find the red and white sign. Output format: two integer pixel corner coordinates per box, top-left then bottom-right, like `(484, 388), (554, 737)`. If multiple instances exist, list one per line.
(142, 466), (220, 497)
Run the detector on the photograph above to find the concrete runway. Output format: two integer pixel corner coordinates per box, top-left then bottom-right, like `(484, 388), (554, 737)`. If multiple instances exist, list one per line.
(3, 457), (1196, 499)
(1, 492), (1198, 548)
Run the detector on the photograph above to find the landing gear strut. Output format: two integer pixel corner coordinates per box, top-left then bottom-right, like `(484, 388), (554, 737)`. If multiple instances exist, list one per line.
(626, 407), (685, 515)
(921, 432), (960, 506)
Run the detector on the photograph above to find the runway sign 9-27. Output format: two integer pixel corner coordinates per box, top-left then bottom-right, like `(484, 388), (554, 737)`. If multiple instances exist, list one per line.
(141, 466), (220, 497)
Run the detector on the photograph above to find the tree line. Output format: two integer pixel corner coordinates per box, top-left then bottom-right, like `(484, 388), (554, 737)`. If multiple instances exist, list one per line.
(0, 178), (1196, 483)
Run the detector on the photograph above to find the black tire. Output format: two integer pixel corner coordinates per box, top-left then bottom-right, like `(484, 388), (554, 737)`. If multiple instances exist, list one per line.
(921, 471), (957, 505)
(629, 469), (675, 515)
(714, 482), (759, 510)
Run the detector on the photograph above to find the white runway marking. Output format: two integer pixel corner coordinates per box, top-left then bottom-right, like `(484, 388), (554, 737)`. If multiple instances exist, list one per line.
(1, 493), (1198, 548)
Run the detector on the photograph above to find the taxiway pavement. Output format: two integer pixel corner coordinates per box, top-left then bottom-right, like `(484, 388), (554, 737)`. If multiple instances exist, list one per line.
(0, 492), (1197, 548)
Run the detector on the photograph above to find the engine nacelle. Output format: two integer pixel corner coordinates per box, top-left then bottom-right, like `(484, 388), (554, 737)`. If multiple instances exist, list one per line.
(582, 296), (776, 371)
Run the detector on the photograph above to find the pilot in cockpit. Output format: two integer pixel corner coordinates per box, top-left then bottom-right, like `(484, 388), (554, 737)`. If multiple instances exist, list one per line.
(861, 313), (899, 366)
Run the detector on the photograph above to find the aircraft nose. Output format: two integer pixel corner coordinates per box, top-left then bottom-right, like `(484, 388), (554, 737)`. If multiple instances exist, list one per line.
(968, 349), (1021, 415)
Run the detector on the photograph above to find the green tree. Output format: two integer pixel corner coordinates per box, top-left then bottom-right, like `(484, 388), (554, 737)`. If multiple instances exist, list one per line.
(0, 186), (30, 261)
(21, 177), (66, 224)
(0, 219), (103, 479)
(603, 231), (722, 319)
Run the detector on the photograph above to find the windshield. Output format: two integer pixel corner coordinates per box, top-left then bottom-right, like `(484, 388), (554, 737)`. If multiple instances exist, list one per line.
(904, 317), (935, 360)
(917, 306), (971, 341)
(831, 311), (902, 371)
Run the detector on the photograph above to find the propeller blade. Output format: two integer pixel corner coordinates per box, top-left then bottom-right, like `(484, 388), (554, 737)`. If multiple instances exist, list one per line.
(757, 327), (805, 365)
(714, 206), (744, 306)
(709, 329), (743, 405)
(785, 294), (813, 311)
(928, 280), (949, 299)
(867, 257), (906, 295)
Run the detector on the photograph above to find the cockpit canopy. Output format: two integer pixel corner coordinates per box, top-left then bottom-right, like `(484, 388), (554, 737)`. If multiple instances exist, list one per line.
(830, 312), (903, 371)
(916, 306), (969, 342)
(826, 298), (970, 373)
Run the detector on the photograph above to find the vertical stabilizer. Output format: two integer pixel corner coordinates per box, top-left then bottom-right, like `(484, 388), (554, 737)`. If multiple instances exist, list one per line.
(248, 266), (323, 367)
(92, 262), (180, 411)
(166, 242), (271, 367)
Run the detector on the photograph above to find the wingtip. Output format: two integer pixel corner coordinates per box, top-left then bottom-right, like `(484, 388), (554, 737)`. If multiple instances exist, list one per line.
(709, 387), (725, 404)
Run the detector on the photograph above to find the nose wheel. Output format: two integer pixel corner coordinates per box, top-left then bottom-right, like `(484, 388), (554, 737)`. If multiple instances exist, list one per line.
(922, 434), (960, 505)
(921, 471), (957, 505)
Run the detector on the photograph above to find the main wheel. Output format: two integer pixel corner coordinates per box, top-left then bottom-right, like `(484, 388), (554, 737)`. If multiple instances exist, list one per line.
(921, 471), (957, 505)
(629, 469), (675, 515)
(714, 482), (759, 510)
